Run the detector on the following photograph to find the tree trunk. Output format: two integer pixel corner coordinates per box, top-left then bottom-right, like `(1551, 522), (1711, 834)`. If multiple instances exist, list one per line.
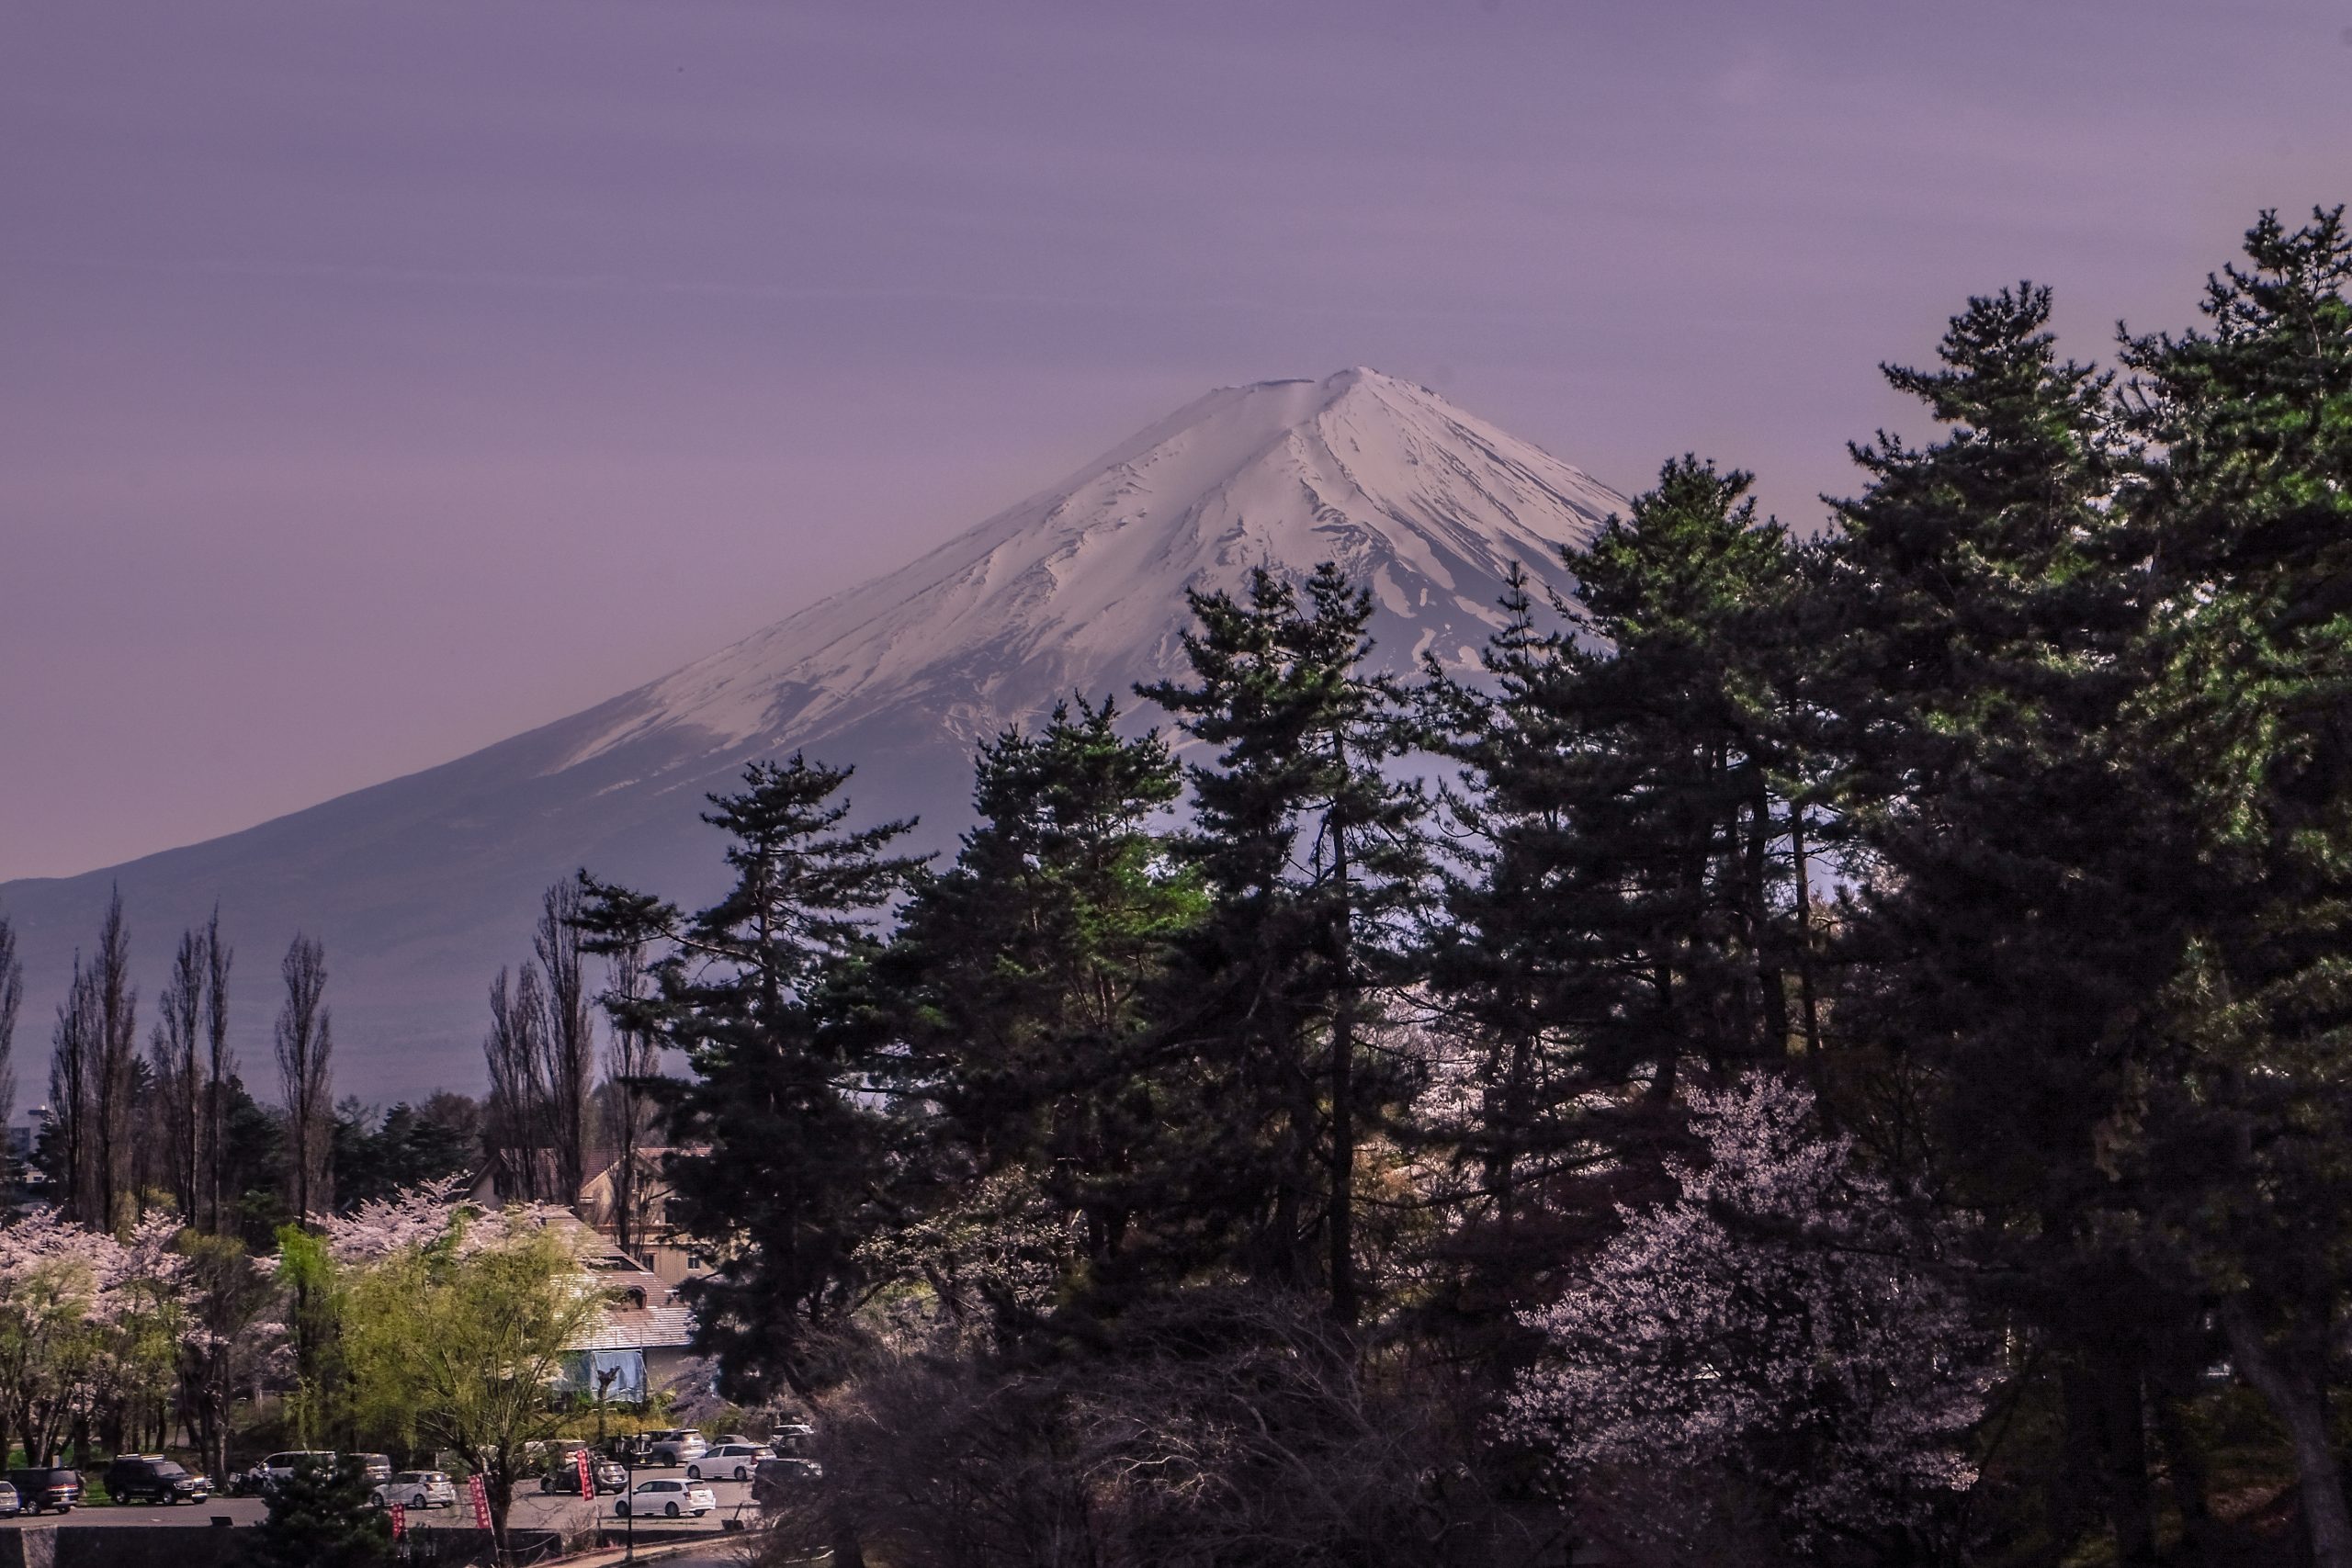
(2222, 1298), (2352, 1568)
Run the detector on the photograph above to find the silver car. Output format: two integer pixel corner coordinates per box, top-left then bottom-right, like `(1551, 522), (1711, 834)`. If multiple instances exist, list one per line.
(616, 1477), (716, 1517)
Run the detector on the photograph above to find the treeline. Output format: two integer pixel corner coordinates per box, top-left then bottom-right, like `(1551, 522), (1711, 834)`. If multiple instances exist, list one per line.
(0, 896), (484, 1248)
(574, 209), (2352, 1568)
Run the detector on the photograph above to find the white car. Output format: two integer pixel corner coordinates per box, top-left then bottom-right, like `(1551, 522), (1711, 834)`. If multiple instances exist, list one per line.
(375, 1471), (458, 1511)
(616, 1478), (716, 1518)
(687, 1443), (773, 1483)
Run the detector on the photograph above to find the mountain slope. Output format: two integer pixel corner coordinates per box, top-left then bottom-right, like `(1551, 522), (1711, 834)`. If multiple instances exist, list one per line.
(0, 369), (1624, 1098)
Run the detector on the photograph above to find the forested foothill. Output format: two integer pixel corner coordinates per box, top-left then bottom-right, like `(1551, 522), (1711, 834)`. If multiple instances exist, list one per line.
(570, 209), (2352, 1568)
(0, 208), (2345, 1568)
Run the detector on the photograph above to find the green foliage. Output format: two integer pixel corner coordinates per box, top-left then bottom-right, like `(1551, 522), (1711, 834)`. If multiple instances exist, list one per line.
(888, 697), (1202, 1314)
(578, 754), (922, 1397)
(249, 1453), (391, 1568)
(1139, 562), (1430, 1320)
(337, 1205), (599, 1555)
(1419, 460), (1817, 1337)
(332, 1094), (482, 1212)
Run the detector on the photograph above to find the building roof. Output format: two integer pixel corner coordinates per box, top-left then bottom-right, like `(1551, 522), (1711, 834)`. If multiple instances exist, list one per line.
(568, 1303), (695, 1352)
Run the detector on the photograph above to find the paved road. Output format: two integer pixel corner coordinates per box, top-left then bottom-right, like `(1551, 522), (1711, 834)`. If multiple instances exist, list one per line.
(0, 1475), (763, 1537)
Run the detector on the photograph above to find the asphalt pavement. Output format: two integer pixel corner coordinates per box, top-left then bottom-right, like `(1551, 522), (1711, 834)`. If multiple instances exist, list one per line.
(0, 1475), (763, 1537)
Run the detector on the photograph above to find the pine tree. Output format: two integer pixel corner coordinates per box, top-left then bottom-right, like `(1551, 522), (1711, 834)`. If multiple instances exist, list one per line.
(1420, 459), (1814, 1336)
(2117, 207), (2352, 1568)
(1140, 563), (1428, 1325)
(576, 754), (922, 1397)
(1820, 283), (2179, 1562)
(889, 698), (1198, 1296)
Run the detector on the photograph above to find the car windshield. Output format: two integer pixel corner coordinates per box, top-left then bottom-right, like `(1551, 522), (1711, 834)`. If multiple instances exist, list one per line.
(152, 1462), (188, 1478)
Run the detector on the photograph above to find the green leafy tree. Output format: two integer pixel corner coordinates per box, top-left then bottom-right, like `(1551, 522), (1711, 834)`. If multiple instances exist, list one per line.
(335, 1199), (600, 1564)
(1140, 563), (1429, 1325)
(248, 1453), (391, 1568)
(577, 755), (922, 1396)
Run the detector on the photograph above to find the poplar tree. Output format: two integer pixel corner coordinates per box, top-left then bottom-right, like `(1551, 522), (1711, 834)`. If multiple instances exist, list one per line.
(0, 913), (18, 1194)
(275, 935), (334, 1221)
(1140, 564), (1427, 1325)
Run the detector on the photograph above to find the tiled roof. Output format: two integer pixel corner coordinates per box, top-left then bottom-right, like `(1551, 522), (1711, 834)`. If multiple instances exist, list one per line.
(567, 1304), (695, 1353)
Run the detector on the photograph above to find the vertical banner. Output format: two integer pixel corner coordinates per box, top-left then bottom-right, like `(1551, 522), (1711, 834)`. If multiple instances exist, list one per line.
(575, 1448), (594, 1496)
(469, 1472), (492, 1529)
(390, 1502), (406, 1540)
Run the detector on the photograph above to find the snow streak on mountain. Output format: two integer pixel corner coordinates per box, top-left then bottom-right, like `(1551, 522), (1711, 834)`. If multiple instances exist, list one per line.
(564, 367), (1620, 768)
(0, 369), (1626, 1096)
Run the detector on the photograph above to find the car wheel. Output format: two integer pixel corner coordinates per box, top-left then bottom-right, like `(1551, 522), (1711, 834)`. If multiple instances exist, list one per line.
(413, 1495), (427, 1509)
(665, 1501), (681, 1517)
(616, 1500), (630, 1517)
(684, 1464), (700, 1480)
(538, 1477), (551, 1493)
(734, 1466), (749, 1483)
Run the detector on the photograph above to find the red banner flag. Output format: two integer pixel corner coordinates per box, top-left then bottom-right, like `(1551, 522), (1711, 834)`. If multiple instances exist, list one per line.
(389, 1502), (406, 1540)
(468, 1472), (492, 1529)
(574, 1447), (594, 1496)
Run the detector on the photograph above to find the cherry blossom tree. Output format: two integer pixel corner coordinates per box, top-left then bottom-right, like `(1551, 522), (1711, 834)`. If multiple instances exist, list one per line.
(1503, 1076), (1992, 1564)
(0, 1209), (200, 1463)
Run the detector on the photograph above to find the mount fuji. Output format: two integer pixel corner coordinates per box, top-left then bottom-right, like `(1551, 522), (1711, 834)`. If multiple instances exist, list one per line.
(1, 369), (1626, 1098)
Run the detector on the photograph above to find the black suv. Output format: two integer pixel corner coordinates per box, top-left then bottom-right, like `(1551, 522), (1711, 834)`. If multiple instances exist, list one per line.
(7, 1467), (83, 1514)
(102, 1455), (210, 1505)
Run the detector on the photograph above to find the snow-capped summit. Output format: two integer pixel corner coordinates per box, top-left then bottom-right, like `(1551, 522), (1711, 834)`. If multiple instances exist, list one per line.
(568, 367), (1620, 768)
(0, 370), (1625, 1096)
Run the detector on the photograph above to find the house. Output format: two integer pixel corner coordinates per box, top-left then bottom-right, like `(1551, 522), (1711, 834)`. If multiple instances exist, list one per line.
(544, 1213), (703, 1406)
(577, 1147), (714, 1290)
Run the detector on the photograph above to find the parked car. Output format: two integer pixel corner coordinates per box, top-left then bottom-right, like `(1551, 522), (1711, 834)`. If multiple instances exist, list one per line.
(253, 1450), (338, 1491)
(752, 1457), (822, 1512)
(768, 1423), (815, 1456)
(7, 1467), (83, 1514)
(642, 1429), (707, 1466)
(599, 1433), (655, 1466)
(688, 1442), (774, 1483)
(616, 1478), (716, 1518)
(351, 1452), (393, 1485)
(539, 1455), (627, 1495)
(374, 1471), (458, 1511)
(101, 1455), (211, 1504)
(0, 1480), (19, 1517)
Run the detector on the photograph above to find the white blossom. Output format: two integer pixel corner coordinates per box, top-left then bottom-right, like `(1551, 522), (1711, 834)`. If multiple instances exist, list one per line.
(1502, 1075), (1992, 1553)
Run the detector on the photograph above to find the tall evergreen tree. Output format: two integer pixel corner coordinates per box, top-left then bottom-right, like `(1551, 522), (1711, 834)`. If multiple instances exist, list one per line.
(1140, 564), (1428, 1325)
(1420, 459), (1814, 1332)
(888, 697), (1200, 1302)
(2117, 207), (2352, 1568)
(1820, 283), (2179, 1562)
(576, 754), (922, 1397)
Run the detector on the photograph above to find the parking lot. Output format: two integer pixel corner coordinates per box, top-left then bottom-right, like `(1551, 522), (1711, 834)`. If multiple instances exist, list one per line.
(0, 1475), (762, 1536)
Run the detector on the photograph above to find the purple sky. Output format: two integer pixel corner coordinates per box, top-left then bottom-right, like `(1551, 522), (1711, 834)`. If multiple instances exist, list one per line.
(4, 0), (2346, 882)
